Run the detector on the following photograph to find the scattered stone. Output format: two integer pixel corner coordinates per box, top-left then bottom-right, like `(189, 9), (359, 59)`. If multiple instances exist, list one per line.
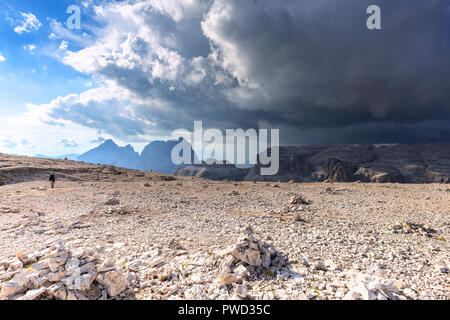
(159, 176), (176, 182)
(315, 261), (328, 272)
(294, 214), (307, 223)
(0, 242), (130, 300)
(391, 221), (438, 237)
(233, 265), (249, 278)
(288, 195), (310, 205)
(98, 206), (136, 215)
(104, 198), (120, 206)
(0, 207), (20, 214)
(234, 285), (248, 298)
(220, 273), (241, 285)
(17, 287), (47, 300)
(343, 274), (406, 301)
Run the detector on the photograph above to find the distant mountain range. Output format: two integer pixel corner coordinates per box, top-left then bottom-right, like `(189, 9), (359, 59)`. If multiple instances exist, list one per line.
(77, 140), (140, 169)
(36, 141), (450, 183)
(76, 138), (196, 174)
(175, 143), (450, 183)
(35, 154), (80, 161)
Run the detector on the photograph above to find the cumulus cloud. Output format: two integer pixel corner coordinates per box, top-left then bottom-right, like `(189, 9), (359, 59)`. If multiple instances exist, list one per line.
(14, 12), (42, 34)
(34, 0), (450, 144)
(57, 138), (79, 148)
(48, 19), (93, 45)
(0, 54), (5, 62)
(0, 137), (34, 150)
(29, 85), (158, 141)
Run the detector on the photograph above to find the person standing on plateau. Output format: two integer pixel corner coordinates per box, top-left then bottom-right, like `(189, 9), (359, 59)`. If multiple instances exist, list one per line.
(49, 173), (56, 189)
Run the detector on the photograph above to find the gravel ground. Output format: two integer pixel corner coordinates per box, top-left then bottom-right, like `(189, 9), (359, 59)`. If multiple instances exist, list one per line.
(0, 178), (449, 300)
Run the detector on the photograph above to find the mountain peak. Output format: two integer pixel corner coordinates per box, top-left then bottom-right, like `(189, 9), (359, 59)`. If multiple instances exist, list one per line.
(102, 139), (117, 146)
(77, 139), (197, 174)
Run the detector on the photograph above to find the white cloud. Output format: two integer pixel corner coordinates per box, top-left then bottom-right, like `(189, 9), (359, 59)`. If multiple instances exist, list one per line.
(58, 40), (69, 52)
(24, 44), (36, 51)
(0, 103), (110, 156)
(0, 137), (34, 150)
(57, 138), (78, 148)
(34, 0), (255, 141)
(62, 0), (209, 80)
(48, 19), (92, 45)
(14, 12), (42, 34)
(13, 0), (449, 149)
(1, 138), (18, 149)
(0, 54), (5, 62)
(90, 136), (106, 144)
(25, 84), (159, 141)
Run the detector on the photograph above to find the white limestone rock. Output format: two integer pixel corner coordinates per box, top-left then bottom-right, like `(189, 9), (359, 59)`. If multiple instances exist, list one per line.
(96, 270), (129, 297)
(1, 281), (25, 300)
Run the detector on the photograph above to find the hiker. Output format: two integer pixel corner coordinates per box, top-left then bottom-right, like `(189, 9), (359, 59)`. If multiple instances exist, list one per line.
(49, 173), (56, 189)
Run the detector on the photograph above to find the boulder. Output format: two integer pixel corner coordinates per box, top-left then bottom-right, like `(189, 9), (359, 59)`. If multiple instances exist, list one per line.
(343, 274), (406, 300)
(1, 281), (25, 300)
(96, 271), (129, 297)
(17, 287), (47, 300)
(371, 173), (391, 183)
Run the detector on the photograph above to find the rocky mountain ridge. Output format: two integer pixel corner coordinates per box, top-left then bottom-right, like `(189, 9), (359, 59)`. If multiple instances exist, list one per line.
(77, 138), (196, 174)
(175, 143), (450, 183)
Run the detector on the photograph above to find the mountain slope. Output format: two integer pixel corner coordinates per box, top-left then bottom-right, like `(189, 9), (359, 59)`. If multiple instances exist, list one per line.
(77, 140), (140, 169)
(134, 138), (197, 174)
(77, 138), (197, 174)
(175, 143), (450, 183)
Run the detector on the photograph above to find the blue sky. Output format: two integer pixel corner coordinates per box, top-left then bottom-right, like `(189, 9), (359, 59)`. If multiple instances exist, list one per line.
(0, 0), (449, 157)
(0, 0), (103, 155)
(0, 0), (148, 156)
(0, 1), (92, 113)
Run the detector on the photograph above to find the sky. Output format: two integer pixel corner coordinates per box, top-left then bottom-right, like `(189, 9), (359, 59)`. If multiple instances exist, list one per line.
(0, 0), (449, 157)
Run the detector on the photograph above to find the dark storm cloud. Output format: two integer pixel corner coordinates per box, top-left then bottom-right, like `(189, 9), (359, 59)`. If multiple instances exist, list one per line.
(204, 0), (450, 126)
(55, 0), (450, 144)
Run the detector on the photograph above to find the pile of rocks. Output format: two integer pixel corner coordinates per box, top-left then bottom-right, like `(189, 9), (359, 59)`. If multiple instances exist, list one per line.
(288, 195), (310, 205)
(97, 206), (137, 216)
(104, 198), (121, 206)
(218, 227), (287, 286)
(268, 195), (310, 215)
(343, 273), (408, 300)
(0, 241), (130, 300)
(391, 221), (438, 238)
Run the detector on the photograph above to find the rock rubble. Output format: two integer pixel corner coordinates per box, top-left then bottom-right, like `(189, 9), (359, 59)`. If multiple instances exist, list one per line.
(0, 241), (130, 300)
